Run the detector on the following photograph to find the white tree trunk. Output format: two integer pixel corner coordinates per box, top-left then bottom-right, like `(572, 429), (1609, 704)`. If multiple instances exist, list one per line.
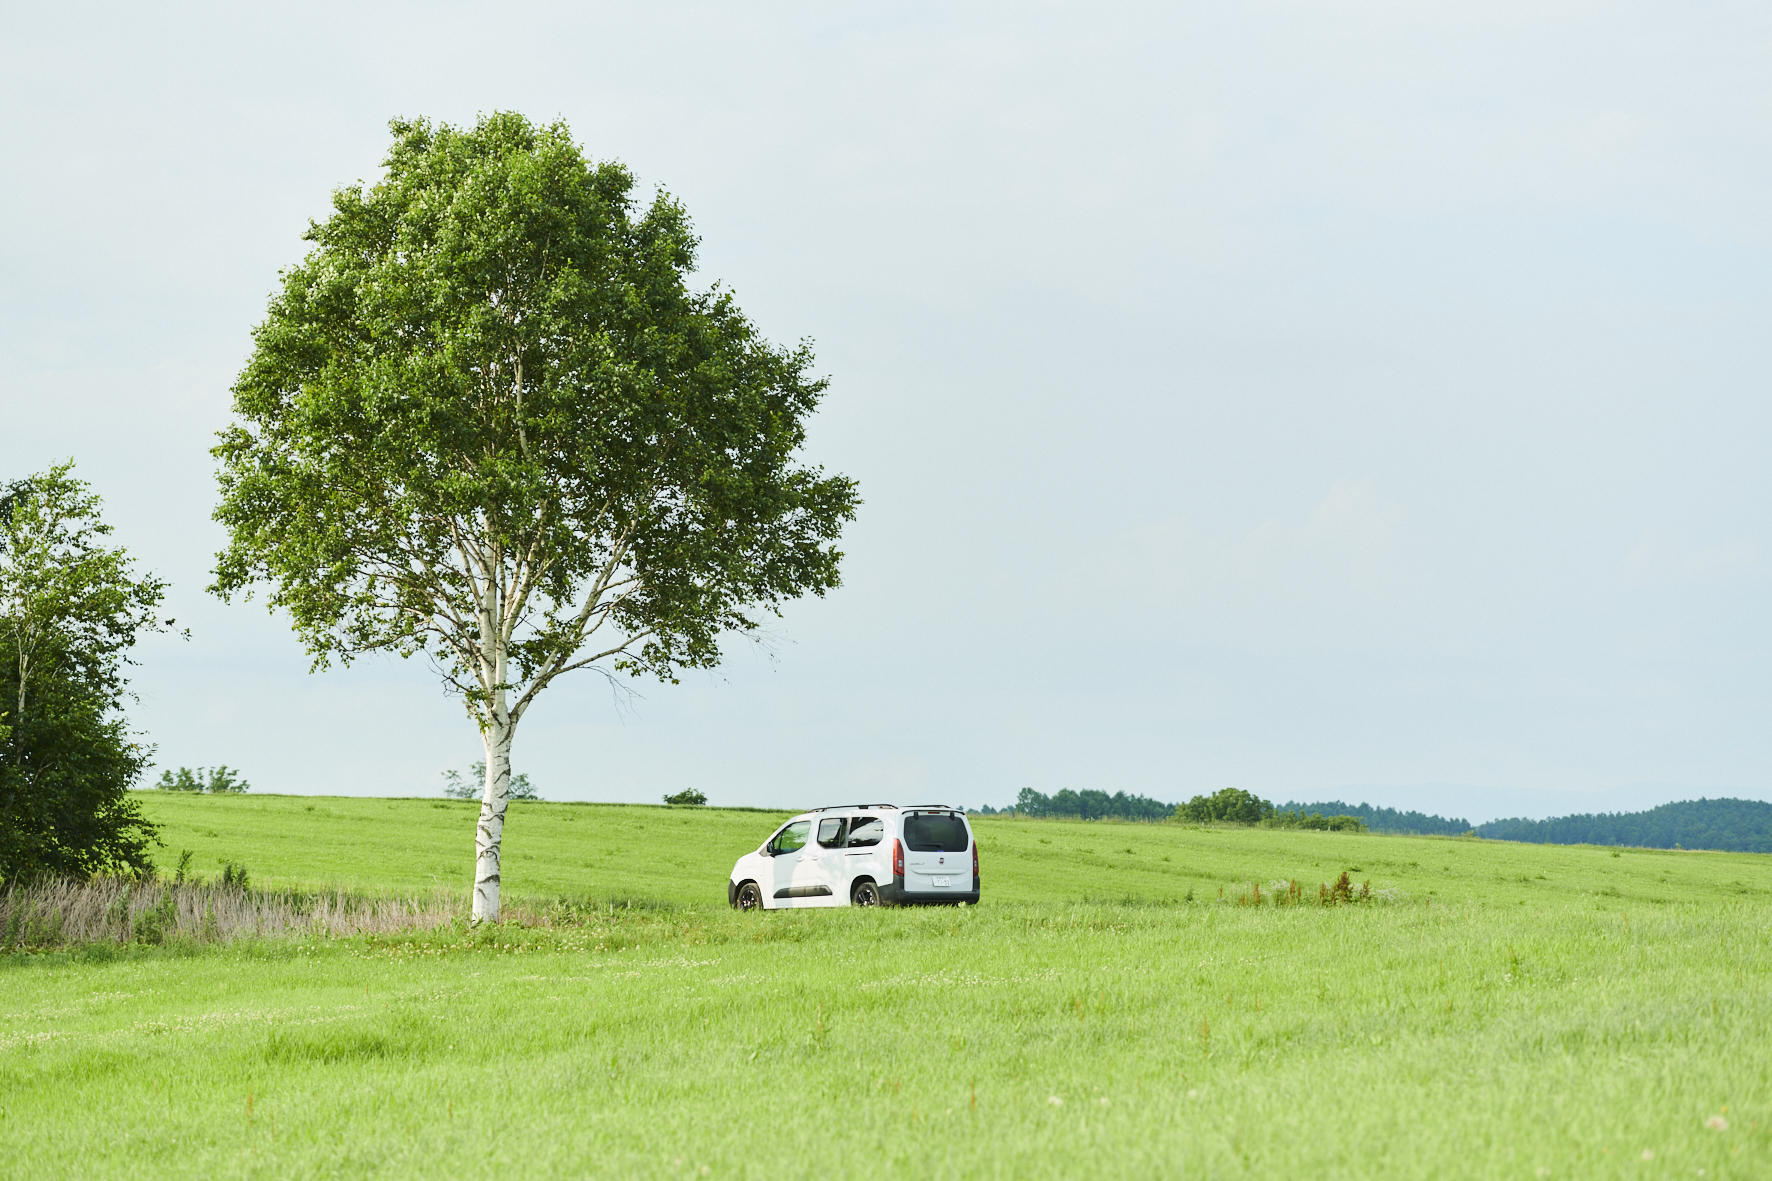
(472, 714), (515, 923)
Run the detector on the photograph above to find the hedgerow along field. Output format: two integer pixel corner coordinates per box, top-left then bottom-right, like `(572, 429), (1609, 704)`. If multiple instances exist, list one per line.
(4, 795), (1769, 1178)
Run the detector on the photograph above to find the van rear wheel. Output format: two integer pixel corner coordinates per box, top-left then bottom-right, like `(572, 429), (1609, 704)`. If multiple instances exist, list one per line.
(851, 879), (881, 907)
(736, 881), (763, 911)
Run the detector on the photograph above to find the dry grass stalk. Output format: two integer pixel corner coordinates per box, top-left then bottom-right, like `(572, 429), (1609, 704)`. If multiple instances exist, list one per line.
(0, 877), (466, 949)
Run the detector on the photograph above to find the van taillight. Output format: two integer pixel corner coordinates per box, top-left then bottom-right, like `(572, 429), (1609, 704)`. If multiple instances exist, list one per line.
(972, 839), (980, 880)
(892, 838), (904, 878)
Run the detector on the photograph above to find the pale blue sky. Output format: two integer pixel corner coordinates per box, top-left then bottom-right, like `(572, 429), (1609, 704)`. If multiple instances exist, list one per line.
(4, 1), (1768, 821)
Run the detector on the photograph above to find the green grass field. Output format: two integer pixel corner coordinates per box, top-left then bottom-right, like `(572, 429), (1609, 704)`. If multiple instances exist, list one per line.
(4, 794), (1770, 1178)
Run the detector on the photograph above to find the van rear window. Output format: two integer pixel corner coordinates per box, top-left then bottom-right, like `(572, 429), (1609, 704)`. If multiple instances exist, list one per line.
(903, 813), (969, 852)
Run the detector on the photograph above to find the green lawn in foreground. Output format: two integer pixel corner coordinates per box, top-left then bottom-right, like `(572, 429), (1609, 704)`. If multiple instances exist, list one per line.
(2, 794), (1769, 1178)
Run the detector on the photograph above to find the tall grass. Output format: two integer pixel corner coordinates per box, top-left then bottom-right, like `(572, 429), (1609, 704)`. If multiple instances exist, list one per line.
(0, 874), (691, 951)
(0, 877), (462, 949)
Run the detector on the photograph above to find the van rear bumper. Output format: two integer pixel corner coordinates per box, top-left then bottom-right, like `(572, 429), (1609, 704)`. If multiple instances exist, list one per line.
(880, 877), (980, 906)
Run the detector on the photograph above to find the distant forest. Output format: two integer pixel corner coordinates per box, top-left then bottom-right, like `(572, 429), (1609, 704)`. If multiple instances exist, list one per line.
(1280, 801), (1471, 836)
(981, 791), (1772, 853)
(1285, 797), (1772, 851)
(1473, 798), (1772, 853)
(978, 788), (1174, 822)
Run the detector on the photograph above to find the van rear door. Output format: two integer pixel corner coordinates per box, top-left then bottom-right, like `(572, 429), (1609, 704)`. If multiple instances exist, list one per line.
(900, 811), (973, 895)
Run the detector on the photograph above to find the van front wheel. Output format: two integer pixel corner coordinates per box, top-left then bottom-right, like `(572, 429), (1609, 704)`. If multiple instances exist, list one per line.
(736, 881), (763, 911)
(851, 879), (881, 907)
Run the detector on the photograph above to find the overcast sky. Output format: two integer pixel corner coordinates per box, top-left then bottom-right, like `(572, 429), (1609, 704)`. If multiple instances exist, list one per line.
(4, 1), (1768, 822)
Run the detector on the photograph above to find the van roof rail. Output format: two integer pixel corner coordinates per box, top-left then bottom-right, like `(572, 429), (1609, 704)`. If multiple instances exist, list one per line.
(803, 803), (962, 814)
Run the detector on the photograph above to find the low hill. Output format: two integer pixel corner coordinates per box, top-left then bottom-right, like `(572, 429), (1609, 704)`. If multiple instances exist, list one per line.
(1286, 796), (1772, 853)
(1475, 796), (1772, 853)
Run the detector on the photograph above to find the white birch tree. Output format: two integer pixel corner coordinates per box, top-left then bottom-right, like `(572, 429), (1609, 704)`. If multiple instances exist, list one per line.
(212, 114), (858, 922)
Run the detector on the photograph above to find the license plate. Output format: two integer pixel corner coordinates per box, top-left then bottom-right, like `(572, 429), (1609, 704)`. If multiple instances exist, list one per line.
(932, 876), (951, 887)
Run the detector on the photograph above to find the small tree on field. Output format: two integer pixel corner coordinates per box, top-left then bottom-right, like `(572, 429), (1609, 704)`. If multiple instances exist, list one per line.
(213, 113), (858, 922)
(664, 787), (707, 806)
(1, 463), (178, 879)
(1174, 787), (1274, 825)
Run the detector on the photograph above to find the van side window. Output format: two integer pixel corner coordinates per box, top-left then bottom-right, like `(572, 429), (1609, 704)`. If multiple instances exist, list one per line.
(769, 821), (810, 855)
(816, 818), (846, 848)
(845, 816), (883, 848)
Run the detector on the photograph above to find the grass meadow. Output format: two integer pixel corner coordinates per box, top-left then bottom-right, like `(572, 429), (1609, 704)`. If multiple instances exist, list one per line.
(2, 794), (1769, 1178)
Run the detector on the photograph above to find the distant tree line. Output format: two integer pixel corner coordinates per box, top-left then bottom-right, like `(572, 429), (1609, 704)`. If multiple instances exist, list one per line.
(1266, 808), (1366, 832)
(1175, 787), (1367, 831)
(1475, 798), (1772, 853)
(976, 789), (1772, 852)
(985, 787), (1174, 821)
(986, 786), (1365, 830)
(1280, 800), (1471, 836)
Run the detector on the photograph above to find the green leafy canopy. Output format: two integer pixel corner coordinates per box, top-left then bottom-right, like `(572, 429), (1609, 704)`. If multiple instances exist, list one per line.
(1, 462), (176, 879)
(2, 462), (176, 716)
(212, 113), (859, 722)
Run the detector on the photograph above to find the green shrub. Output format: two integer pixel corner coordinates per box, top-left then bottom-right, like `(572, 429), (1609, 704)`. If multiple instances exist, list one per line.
(664, 788), (708, 806)
(133, 887), (178, 945)
(1264, 809), (1368, 832)
(1173, 787), (1274, 825)
(154, 766), (250, 793)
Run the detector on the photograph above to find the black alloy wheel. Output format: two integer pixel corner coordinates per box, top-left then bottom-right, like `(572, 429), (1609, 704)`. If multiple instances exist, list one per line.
(851, 879), (881, 907)
(736, 881), (763, 911)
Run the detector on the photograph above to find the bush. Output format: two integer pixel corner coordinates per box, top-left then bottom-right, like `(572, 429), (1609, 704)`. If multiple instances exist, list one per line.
(1264, 808), (1368, 833)
(132, 886), (179, 945)
(663, 788), (707, 807)
(1319, 871), (1371, 906)
(1009, 787), (1172, 821)
(1173, 787), (1274, 825)
(154, 765), (250, 793)
(0, 463), (174, 882)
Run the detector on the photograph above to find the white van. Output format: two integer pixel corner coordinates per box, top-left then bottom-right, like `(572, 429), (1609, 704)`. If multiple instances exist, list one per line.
(728, 804), (979, 909)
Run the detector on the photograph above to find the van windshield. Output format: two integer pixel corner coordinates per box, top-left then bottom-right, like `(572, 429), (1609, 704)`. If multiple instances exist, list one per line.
(903, 813), (969, 852)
